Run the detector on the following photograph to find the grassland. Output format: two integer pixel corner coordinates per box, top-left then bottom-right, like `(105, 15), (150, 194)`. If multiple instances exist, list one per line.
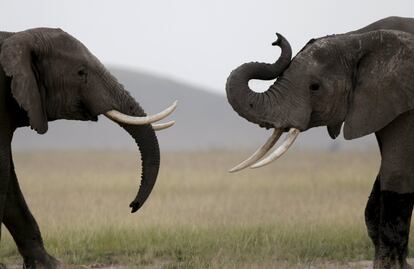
(0, 149), (397, 268)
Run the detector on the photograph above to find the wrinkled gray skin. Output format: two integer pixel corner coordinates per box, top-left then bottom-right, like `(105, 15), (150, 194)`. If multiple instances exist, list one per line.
(227, 17), (414, 269)
(0, 28), (160, 268)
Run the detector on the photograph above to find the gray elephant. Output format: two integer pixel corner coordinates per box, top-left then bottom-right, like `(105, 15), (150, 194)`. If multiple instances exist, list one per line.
(226, 16), (414, 269)
(0, 28), (176, 268)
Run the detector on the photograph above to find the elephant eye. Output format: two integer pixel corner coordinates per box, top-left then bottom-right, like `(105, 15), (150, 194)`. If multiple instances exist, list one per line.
(77, 68), (87, 77)
(309, 83), (320, 92)
(77, 66), (88, 83)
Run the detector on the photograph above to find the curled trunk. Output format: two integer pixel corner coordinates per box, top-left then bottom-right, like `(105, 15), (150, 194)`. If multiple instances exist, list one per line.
(226, 33), (292, 127)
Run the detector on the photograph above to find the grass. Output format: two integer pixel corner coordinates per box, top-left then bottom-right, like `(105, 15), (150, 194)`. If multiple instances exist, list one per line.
(0, 149), (390, 268)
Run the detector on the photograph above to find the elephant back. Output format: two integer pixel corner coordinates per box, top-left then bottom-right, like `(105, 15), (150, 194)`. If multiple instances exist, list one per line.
(0, 32), (14, 46)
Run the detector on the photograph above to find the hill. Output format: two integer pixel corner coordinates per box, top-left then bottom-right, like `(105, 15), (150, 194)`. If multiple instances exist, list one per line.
(13, 67), (376, 151)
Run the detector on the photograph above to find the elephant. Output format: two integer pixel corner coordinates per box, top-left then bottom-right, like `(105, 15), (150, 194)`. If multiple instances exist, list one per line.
(0, 28), (177, 268)
(226, 16), (414, 269)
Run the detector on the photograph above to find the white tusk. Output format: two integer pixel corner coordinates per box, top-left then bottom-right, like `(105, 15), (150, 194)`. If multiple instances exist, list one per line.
(229, 129), (283, 173)
(152, 121), (175, 131)
(250, 128), (300, 169)
(105, 100), (178, 125)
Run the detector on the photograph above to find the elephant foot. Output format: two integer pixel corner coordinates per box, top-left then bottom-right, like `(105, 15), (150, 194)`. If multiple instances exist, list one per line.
(23, 252), (60, 269)
(374, 257), (411, 269)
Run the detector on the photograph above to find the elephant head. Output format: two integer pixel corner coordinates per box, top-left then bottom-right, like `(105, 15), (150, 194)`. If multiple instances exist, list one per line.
(226, 30), (414, 171)
(0, 28), (177, 212)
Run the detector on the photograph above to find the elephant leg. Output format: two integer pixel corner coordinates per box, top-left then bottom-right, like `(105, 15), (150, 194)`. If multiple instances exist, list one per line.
(0, 149), (13, 269)
(376, 190), (414, 269)
(2, 163), (60, 269)
(365, 177), (381, 266)
(0, 144), (11, 240)
(0, 136), (12, 269)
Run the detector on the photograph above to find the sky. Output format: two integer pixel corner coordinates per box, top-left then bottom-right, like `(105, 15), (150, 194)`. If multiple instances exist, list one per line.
(1, 0), (414, 94)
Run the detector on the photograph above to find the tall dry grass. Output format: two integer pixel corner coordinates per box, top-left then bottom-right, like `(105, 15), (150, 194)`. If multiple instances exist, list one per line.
(1, 149), (389, 268)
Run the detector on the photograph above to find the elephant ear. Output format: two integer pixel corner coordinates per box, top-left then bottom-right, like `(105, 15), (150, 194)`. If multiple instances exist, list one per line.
(0, 31), (48, 134)
(343, 30), (414, 140)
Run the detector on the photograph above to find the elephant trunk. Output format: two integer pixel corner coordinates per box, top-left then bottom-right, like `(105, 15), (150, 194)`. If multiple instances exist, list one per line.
(121, 123), (160, 213)
(225, 33), (292, 127)
(115, 93), (160, 213)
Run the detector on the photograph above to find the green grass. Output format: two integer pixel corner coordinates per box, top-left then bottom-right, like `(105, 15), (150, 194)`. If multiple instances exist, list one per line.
(0, 149), (395, 268)
(1, 224), (374, 268)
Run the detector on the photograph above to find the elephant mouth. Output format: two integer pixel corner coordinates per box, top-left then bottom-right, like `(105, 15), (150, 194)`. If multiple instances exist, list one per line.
(77, 113), (98, 122)
(258, 122), (274, 129)
(258, 122), (291, 133)
(83, 111), (98, 121)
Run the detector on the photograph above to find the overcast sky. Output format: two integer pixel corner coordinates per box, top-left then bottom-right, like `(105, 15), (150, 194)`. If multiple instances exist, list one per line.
(1, 0), (413, 94)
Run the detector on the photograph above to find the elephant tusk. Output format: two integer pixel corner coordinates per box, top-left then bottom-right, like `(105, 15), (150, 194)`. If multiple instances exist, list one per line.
(152, 121), (175, 131)
(250, 128), (300, 169)
(105, 100), (178, 125)
(229, 129), (283, 173)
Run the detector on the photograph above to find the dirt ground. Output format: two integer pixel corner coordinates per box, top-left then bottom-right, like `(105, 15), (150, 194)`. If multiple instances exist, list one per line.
(4, 259), (414, 269)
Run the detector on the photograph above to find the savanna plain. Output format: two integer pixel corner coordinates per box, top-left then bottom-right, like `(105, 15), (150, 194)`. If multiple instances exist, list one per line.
(2, 149), (411, 268)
